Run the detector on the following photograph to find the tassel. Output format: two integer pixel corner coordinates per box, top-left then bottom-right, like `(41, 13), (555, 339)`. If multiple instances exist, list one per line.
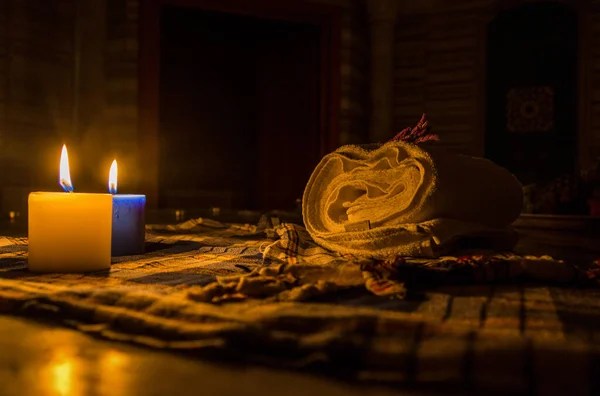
(389, 113), (439, 144)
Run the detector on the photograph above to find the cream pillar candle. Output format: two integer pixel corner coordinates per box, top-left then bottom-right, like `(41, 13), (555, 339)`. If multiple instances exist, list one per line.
(28, 145), (113, 273)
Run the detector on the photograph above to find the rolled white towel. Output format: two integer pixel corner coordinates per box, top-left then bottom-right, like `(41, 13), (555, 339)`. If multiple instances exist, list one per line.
(302, 141), (523, 258)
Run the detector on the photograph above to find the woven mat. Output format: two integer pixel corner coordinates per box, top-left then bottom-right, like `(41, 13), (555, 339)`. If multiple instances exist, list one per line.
(0, 217), (599, 395)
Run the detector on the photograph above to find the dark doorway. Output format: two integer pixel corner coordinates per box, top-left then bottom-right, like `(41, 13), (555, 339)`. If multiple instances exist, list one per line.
(159, 7), (323, 210)
(485, 2), (578, 185)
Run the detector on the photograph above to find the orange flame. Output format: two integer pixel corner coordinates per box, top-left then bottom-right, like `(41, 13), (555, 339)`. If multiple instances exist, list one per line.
(109, 160), (117, 194)
(59, 145), (73, 192)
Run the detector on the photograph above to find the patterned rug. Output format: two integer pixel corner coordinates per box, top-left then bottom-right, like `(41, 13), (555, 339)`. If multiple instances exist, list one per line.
(0, 217), (599, 395)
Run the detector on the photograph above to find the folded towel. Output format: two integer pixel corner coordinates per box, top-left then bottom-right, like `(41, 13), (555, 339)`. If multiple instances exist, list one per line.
(302, 141), (523, 258)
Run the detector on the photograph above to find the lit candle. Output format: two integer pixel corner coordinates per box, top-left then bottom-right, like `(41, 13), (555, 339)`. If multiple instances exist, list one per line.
(28, 145), (112, 273)
(109, 160), (146, 256)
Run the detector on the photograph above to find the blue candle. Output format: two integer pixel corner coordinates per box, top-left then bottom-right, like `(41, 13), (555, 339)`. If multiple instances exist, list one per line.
(109, 160), (146, 256)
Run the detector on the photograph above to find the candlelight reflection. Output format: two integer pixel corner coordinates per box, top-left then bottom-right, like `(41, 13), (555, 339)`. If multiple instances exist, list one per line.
(44, 349), (81, 396)
(8, 210), (19, 224)
(102, 350), (127, 369)
(34, 346), (134, 396)
(59, 145), (74, 193)
(51, 359), (74, 396)
(99, 350), (131, 396)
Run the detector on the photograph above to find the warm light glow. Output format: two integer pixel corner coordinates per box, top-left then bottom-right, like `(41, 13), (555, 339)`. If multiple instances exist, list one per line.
(102, 350), (127, 369)
(8, 211), (17, 224)
(51, 359), (74, 396)
(45, 349), (81, 396)
(109, 159), (117, 194)
(59, 145), (73, 192)
(100, 350), (131, 396)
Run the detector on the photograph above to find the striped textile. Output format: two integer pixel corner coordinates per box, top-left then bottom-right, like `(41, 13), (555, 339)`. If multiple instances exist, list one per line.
(0, 217), (599, 395)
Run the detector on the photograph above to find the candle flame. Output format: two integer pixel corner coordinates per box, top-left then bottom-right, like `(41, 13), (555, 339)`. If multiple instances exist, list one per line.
(109, 159), (117, 194)
(59, 145), (73, 192)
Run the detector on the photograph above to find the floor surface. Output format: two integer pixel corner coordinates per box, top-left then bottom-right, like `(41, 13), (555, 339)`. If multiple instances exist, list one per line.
(0, 315), (414, 396)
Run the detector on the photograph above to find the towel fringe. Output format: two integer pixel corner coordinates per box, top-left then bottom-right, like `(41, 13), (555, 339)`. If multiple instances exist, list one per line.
(389, 113), (439, 145)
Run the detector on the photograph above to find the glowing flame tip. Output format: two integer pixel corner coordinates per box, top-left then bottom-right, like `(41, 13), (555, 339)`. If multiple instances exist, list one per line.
(59, 144), (73, 192)
(109, 159), (117, 194)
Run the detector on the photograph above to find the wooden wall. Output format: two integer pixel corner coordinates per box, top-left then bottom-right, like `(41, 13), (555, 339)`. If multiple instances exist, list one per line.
(0, 0), (77, 215)
(588, 1), (600, 166)
(394, 0), (599, 169)
(394, 5), (484, 156)
(5, 0), (600, 212)
(0, 0), (369, 213)
(0, 0), (76, 183)
(338, 1), (369, 145)
(4, 0), (600, 210)
(102, 0), (140, 190)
